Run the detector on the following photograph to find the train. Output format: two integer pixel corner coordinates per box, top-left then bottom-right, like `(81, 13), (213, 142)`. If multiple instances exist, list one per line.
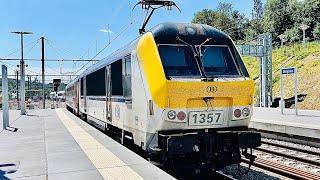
(50, 91), (66, 102)
(66, 23), (261, 171)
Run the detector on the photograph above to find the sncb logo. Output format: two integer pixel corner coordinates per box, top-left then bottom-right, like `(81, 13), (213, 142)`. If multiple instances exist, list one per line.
(206, 86), (218, 93)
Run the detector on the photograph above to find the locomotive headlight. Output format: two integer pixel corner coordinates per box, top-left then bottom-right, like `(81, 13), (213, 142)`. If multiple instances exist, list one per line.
(167, 110), (177, 120)
(242, 108), (250, 117)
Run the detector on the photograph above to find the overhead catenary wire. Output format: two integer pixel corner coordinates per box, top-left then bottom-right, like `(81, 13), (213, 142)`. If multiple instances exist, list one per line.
(45, 65), (62, 74)
(45, 38), (81, 59)
(0, 63), (16, 71)
(73, 10), (147, 76)
(78, 0), (128, 61)
(25, 39), (40, 56)
(2, 74), (80, 77)
(46, 40), (65, 61)
(0, 38), (40, 59)
(0, 38), (40, 70)
(0, 58), (99, 62)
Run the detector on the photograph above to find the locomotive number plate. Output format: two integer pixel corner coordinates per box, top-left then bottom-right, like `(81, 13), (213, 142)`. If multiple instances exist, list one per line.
(189, 111), (224, 126)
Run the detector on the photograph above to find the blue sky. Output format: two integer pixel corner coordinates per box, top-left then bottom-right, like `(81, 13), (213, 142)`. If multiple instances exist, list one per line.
(0, 0), (265, 83)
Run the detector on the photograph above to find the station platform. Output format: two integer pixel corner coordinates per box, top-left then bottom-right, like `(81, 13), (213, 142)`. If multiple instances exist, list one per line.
(0, 109), (174, 180)
(250, 107), (320, 141)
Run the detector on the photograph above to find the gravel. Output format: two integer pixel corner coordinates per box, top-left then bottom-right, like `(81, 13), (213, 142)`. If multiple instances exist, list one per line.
(220, 164), (288, 180)
(258, 138), (320, 174)
(263, 138), (320, 154)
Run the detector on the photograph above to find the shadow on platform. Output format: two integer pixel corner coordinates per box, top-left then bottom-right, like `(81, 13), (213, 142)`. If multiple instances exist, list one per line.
(0, 170), (10, 180)
(5, 126), (18, 132)
(0, 163), (18, 180)
(271, 94), (307, 108)
(27, 114), (53, 118)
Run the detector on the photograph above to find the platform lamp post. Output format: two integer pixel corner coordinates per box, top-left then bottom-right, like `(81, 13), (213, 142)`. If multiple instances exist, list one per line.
(278, 34), (286, 47)
(300, 24), (310, 44)
(11, 31), (33, 115)
(278, 34), (286, 55)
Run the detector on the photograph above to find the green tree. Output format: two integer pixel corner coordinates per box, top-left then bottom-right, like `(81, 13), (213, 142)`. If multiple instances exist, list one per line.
(285, 26), (300, 43)
(264, 0), (295, 37)
(288, 0), (304, 25)
(192, 3), (246, 41)
(314, 23), (320, 40)
(301, 0), (320, 26)
(253, 0), (263, 18)
(217, 2), (232, 17)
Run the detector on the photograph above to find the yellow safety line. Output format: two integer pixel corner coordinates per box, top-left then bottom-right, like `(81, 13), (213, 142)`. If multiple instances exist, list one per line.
(55, 109), (144, 180)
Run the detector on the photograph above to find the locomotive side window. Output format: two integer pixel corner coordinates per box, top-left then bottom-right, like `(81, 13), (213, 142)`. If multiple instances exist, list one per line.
(111, 59), (123, 96)
(123, 55), (132, 97)
(86, 67), (106, 96)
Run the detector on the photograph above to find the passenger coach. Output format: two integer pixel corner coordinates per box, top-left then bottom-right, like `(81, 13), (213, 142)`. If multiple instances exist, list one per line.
(66, 23), (261, 170)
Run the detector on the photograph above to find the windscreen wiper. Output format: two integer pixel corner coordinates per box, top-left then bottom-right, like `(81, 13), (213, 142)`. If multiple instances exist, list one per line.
(176, 36), (207, 78)
(197, 38), (212, 58)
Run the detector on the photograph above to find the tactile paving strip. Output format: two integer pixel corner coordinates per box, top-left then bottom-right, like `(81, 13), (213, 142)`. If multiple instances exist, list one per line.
(56, 109), (143, 180)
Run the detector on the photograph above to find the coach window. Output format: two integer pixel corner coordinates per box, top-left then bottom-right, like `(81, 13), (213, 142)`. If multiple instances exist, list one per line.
(111, 59), (123, 96)
(123, 55), (132, 97)
(80, 78), (84, 96)
(86, 68), (106, 96)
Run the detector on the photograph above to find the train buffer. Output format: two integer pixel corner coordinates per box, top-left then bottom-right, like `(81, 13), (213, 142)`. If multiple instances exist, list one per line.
(250, 107), (320, 146)
(0, 109), (175, 180)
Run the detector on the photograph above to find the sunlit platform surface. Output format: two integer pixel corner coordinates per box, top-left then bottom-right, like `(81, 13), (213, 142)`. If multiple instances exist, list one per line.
(0, 109), (174, 180)
(250, 107), (320, 141)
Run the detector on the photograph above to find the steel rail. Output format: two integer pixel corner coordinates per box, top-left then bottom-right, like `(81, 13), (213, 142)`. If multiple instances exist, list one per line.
(262, 140), (320, 157)
(255, 147), (320, 167)
(242, 158), (320, 180)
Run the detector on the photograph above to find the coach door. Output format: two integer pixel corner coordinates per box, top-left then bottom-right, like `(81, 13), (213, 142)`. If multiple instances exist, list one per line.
(83, 76), (87, 112)
(106, 65), (112, 122)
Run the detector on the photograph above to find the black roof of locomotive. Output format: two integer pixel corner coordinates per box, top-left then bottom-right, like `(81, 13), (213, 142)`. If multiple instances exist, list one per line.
(149, 23), (231, 44)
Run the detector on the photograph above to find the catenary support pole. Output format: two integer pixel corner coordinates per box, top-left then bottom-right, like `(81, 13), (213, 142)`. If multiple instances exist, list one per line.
(41, 37), (45, 109)
(20, 33), (26, 115)
(16, 70), (19, 102)
(12, 31), (33, 114)
(2, 65), (9, 129)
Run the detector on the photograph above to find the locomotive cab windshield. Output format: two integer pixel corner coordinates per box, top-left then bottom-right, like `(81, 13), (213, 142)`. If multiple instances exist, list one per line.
(152, 23), (250, 81)
(158, 44), (243, 80)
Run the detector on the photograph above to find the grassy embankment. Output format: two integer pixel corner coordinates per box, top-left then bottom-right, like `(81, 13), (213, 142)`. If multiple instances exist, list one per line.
(242, 41), (320, 110)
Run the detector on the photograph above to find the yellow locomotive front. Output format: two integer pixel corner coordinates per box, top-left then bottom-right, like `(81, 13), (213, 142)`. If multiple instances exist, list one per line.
(137, 23), (260, 170)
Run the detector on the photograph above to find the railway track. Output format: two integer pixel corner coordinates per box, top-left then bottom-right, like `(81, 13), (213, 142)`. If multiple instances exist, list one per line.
(256, 141), (320, 167)
(242, 158), (320, 180)
(261, 139), (320, 157)
(242, 139), (320, 179)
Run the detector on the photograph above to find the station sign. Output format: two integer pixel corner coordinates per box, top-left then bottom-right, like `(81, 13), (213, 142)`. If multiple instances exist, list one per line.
(280, 67), (298, 115)
(281, 67), (295, 75)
